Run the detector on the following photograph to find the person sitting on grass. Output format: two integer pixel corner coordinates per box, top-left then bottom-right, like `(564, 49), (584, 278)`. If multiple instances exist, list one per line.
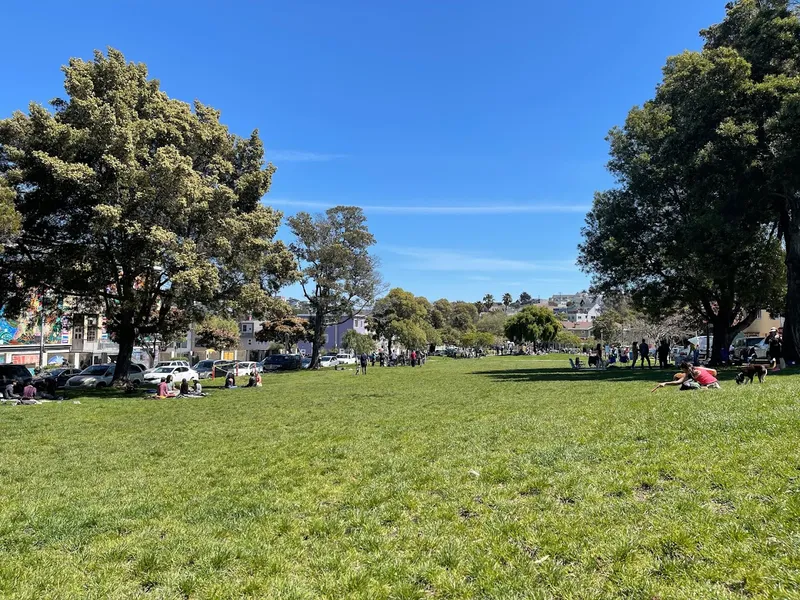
(224, 372), (237, 389)
(192, 379), (202, 394)
(179, 378), (189, 396)
(4, 379), (20, 401)
(652, 361), (720, 392)
(156, 378), (169, 398)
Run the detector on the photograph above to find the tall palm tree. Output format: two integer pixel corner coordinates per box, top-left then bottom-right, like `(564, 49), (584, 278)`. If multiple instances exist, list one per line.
(502, 293), (513, 312)
(482, 294), (495, 313)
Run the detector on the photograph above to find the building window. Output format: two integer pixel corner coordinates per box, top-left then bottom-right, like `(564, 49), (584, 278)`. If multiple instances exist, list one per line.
(86, 327), (97, 342)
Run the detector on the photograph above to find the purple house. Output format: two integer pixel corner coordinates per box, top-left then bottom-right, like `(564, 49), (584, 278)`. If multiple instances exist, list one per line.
(296, 314), (370, 355)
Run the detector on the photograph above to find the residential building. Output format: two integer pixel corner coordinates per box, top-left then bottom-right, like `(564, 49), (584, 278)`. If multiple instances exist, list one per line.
(562, 320), (594, 340)
(296, 314), (370, 356)
(741, 310), (785, 338)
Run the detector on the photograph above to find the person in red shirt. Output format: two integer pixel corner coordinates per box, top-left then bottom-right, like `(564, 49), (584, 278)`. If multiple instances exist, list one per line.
(652, 362), (720, 391)
(156, 378), (169, 398)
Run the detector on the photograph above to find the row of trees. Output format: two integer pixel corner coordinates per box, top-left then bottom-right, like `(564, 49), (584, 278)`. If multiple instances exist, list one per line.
(477, 291), (540, 314)
(0, 49), (383, 379)
(581, 0), (799, 363)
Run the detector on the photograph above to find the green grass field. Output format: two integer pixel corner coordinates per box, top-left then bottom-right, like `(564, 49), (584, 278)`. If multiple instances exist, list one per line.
(2, 356), (800, 599)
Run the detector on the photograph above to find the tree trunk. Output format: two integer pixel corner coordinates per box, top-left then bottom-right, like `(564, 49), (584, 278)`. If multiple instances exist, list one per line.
(784, 224), (800, 363)
(309, 313), (324, 369)
(113, 323), (136, 382)
(709, 308), (758, 366)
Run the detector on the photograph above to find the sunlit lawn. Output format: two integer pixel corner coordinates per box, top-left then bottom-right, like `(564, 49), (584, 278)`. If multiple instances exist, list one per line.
(2, 356), (800, 599)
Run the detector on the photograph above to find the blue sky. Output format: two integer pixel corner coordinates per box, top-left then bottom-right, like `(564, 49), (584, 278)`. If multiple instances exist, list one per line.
(1, 0), (725, 302)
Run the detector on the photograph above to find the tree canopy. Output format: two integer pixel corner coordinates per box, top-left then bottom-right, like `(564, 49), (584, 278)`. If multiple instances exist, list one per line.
(579, 23), (787, 362)
(341, 329), (375, 355)
(288, 206), (382, 368)
(255, 310), (313, 352)
(504, 306), (562, 347)
(368, 287), (427, 354)
(0, 48), (297, 379)
(195, 316), (240, 352)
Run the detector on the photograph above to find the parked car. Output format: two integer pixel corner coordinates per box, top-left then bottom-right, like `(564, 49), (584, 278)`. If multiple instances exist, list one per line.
(35, 368), (83, 389)
(731, 336), (769, 361)
(234, 361), (260, 375)
(146, 360), (190, 373)
(261, 354), (303, 372)
(66, 363), (146, 388)
(142, 365), (199, 385)
(193, 360), (234, 379)
(301, 357), (312, 369)
(335, 353), (357, 365)
(0, 364), (34, 397)
(319, 356), (339, 368)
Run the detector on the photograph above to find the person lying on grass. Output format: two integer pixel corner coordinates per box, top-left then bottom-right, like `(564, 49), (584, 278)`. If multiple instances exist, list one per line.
(652, 361), (720, 392)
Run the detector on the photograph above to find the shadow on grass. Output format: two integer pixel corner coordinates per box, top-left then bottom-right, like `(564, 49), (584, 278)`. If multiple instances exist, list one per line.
(468, 365), (799, 384)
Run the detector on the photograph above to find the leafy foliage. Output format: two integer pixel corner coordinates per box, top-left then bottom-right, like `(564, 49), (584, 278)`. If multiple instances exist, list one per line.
(195, 316), (240, 352)
(0, 179), (20, 251)
(369, 288), (427, 353)
(0, 48), (297, 378)
(256, 313), (313, 352)
(504, 306), (562, 346)
(341, 330), (375, 355)
(476, 311), (508, 340)
(579, 30), (787, 361)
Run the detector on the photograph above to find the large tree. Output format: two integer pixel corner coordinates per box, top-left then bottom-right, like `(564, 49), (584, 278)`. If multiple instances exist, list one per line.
(699, 0), (800, 359)
(288, 206), (382, 368)
(256, 314), (313, 352)
(341, 329), (375, 356)
(0, 49), (296, 380)
(504, 305), (562, 349)
(450, 301), (479, 332)
(368, 287), (427, 355)
(579, 39), (786, 363)
(195, 316), (240, 354)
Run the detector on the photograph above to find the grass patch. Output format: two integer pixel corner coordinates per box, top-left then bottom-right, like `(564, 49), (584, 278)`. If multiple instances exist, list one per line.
(2, 356), (800, 598)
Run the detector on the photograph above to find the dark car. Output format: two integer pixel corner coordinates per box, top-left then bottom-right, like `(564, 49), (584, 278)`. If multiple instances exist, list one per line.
(260, 354), (302, 372)
(0, 364), (34, 397)
(37, 368), (83, 389)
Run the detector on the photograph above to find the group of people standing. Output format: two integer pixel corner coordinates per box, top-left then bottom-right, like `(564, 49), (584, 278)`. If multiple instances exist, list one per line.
(356, 349), (427, 374)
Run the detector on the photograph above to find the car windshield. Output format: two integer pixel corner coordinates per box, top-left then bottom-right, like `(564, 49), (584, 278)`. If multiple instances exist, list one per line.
(82, 366), (110, 376)
(746, 338), (764, 347)
(153, 367), (175, 373)
(195, 361), (213, 369)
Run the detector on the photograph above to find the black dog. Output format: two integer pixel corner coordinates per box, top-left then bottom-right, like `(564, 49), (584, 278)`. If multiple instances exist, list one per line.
(735, 360), (774, 384)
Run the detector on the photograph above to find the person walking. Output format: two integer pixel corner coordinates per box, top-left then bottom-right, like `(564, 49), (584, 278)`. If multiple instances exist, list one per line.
(360, 352), (368, 375)
(630, 341), (639, 369)
(410, 350), (417, 367)
(638, 339), (652, 369)
(595, 343), (604, 369)
(657, 340), (670, 369)
(766, 327), (785, 371)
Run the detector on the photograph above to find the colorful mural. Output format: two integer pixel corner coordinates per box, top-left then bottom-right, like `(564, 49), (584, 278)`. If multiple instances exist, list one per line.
(0, 297), (69, 346)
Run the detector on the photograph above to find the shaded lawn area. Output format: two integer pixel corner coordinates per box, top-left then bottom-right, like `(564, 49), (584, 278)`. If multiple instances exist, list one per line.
(2, 356), (800, 598)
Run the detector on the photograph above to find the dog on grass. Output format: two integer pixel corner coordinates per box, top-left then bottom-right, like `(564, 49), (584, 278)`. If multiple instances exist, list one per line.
(735, 359), (775, 385)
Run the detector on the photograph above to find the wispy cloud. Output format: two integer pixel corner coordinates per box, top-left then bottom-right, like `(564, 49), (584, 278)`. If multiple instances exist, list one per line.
(381, 245), (579, 273)
(269, 199), (590, 215)
(467, 275), (494, 282)
(268, 150), (347, 162)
